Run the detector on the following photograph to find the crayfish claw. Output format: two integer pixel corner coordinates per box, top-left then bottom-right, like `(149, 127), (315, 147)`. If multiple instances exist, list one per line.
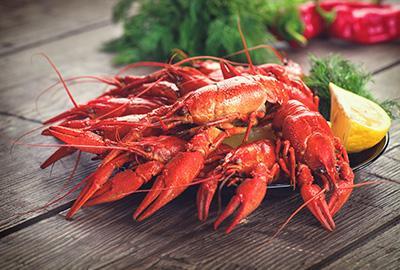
(328, 163), (354, 217)
(196, 179), (218, 221)
(66, 154), (131, 218)
(214, 176), (267, 234)
(85, 161), (164, 207)
(300, 184), (336, 231)
(84, 170), (138, 207)
(214, 195), (242, 233)
(48, 126), (106, 154)
(41, 147), (77, 169)
(328, 180), (353, 217)
(134, 152), (205, 221)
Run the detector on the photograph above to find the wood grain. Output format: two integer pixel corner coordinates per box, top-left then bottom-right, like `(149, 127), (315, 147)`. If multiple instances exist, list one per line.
(0, 24), (122, 121)
(323, 223), (400, 270)
(0, 0), (117, 56)
(0, 116), (97, 231)
(368, 65), (400, 101)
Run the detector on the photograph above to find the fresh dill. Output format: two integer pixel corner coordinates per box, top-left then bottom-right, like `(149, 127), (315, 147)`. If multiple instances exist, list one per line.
(305, 54), (399, 119)
(104, 0), (305, 65)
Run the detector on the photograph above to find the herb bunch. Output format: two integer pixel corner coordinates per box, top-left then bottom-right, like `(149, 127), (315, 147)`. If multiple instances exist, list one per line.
(104, 0), (304, 64)
(305, 54), (399, 119)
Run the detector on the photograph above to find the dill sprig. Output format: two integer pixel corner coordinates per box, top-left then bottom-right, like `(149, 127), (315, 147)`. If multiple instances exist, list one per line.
(104, 0), (306, 65)
(305, 54), (399, 119)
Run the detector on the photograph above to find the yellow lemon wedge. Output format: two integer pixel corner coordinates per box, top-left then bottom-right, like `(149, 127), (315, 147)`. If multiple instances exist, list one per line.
(329, 82), (391, 153)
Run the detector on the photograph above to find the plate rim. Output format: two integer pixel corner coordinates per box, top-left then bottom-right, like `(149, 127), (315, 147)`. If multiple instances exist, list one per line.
(352, 132), (390, 172)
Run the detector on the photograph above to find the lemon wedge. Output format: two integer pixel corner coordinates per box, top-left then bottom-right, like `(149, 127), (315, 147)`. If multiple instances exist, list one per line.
(329, 83), (391, 153)
(223, 126), (275, 148)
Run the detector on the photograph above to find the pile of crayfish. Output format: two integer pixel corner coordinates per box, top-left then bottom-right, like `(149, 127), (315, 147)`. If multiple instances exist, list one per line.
(38, 47), (354, 234)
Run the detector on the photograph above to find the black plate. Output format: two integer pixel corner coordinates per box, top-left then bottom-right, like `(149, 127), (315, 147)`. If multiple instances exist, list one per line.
(349, 133), (390, 171)
(268, 133), (390, 189)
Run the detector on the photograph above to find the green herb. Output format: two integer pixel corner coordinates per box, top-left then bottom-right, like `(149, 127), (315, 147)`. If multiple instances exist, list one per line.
(305, 54), (399, 119)
(104, 0), (306, 65)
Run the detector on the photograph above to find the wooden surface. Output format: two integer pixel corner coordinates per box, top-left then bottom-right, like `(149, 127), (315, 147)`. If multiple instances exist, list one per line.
(0, 1), (399, 269)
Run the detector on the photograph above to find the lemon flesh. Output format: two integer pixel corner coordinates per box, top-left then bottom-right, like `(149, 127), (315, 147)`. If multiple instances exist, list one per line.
(329, 83), (391, 153)
(223, 126), (275, 148)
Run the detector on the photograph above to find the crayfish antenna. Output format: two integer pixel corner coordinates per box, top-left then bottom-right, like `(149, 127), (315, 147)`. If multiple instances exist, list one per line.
(174, 55), (247, 68)
(236, 16), (254, 72)
(36, 76), (118, 122)
(17, 151), (84, 216)
(224, 45), (285, 64)
(116, 61), (168, 76)
(36, 53), (78, 108)
(269, 187), (328, 242)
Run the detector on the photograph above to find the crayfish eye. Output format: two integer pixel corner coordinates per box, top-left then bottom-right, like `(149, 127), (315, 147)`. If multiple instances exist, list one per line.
(318, 167), (327, 174)
(335, 165), (341, 172)
(176, 107), (188, 116)
(144, 145), (153, 152)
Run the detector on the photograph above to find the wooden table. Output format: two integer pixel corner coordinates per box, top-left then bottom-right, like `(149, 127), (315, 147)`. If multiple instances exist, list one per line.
(0, 1), (399, 269)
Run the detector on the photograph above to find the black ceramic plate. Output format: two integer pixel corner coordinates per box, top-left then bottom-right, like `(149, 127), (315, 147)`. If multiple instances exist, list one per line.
(349, 132), (390, 171)
(268, 133), (390, 189)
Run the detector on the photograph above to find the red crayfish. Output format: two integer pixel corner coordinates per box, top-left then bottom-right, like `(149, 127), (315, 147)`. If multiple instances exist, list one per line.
(31, 38), (356, 234)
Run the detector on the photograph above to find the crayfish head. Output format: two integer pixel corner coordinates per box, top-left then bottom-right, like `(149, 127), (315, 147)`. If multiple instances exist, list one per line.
(304, 133), (355, 218)
(304, 133), (339, 189)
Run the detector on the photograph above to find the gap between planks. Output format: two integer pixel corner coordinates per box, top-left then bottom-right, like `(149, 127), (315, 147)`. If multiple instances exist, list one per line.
(307, 214), (400, 270)
(0, 202), (73, 239)
(372, 58), (400, 75)
(0, 20), (112, 58)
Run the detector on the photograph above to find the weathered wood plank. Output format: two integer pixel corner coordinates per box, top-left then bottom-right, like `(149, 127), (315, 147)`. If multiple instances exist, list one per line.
(0, 0), (117, 56)
(368, 65), (400, 101)
(323, 223), (400, 270)
(0, 24), (122, 121)
(0, 120), (398, 270)
(289, 39), (400, 73)
(0, 116), (97, 231)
